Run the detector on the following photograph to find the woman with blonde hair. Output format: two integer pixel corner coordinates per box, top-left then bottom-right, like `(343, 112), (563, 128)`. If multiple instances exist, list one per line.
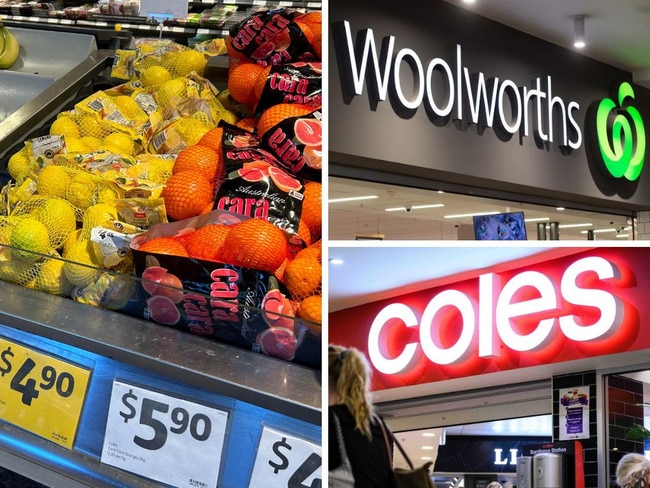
(616, 452), (650, 487)
(328, 345), (394, 487)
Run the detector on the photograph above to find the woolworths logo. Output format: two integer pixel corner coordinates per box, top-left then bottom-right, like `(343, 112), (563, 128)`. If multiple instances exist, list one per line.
(593, 82), (646, 181)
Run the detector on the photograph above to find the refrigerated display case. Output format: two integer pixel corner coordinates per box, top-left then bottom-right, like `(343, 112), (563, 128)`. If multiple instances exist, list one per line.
(0, 277), (321, 487)
(0, 12), (322, 486)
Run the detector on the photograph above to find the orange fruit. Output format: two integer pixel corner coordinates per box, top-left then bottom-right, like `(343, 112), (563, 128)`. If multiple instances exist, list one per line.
(297, 12), (322, 57)
(184, 224), (230, 262)
(295, 240), (321, 262)
(274, 257), (290, 282)
(253, 66), (272, 107)
(197, 127), (224, 154)
(257, 103), (313, 138)
(298, 294), (322, 324)
(297, 219), (312, 246)
(227, 62), (266, 108)
(301, 181), (321, 242)
(221, 219), (288, 271)
(162, 171), (214, 221)
(236, 117), (259, 133)
(283, 256), (321, 299)
(172, 145), (221, 181)
(226, 35), (249, 65)
(138, 237), (189, 257)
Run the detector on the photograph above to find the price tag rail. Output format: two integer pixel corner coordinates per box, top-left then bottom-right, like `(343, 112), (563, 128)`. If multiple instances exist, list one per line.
(0, 279), (320, 487)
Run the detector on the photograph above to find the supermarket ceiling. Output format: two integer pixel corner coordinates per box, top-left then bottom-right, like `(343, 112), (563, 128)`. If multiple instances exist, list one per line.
(441, 0), (650, 87)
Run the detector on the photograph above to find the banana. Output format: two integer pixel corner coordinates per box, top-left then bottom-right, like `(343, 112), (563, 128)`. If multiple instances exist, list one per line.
(0, 24), (7, 59)
(0, 24), (19, 69)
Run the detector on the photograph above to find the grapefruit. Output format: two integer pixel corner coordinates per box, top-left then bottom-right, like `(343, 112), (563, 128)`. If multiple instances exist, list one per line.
(268, 166), (302, 192)
(141, 266), (184, 304)
(256, 326), (297, 361)
(294, 118), (322, 146)
(146, 295), (181, 325)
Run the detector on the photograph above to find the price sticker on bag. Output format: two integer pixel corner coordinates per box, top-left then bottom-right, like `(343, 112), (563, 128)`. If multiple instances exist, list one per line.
(0, 338), (91, 449)
(248, 426), (322, 488)
(101, 380), (229, 487)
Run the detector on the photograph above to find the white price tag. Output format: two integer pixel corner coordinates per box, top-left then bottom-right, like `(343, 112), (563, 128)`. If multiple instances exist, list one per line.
(61, 19), (73, 24)
(95, 21), (108, 27)
(12, 15), (25, 21)
(47, 18), (59, 24)
(279, 1), (293, 6)
(172, 27), (185, 33)
(248, 426), (321, 488)
(101, 381), (229, 488)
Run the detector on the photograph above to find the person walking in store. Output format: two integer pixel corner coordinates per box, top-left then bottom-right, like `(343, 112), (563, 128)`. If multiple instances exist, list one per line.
(328, 345), (395, 487)
(616, 452), (650, 487)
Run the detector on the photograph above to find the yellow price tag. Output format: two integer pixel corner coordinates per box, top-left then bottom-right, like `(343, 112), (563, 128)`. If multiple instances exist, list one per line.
(0, 338), (91, 449)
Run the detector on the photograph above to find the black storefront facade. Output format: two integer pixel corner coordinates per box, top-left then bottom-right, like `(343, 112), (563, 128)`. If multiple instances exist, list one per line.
(329, 0), (650, 235)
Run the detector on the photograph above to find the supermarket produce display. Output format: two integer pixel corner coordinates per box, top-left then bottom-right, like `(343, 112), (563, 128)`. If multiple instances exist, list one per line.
(0, 6), (322, 487)
(1, 7), (322, 366)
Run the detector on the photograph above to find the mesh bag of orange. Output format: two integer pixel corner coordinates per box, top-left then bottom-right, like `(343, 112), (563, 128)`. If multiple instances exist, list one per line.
(229, 60), (322, 115)
(226, 9), (320, 69)
(129, 209), (319, 367)
(206, 122), (304, 236)
(257, 104), (322, 182)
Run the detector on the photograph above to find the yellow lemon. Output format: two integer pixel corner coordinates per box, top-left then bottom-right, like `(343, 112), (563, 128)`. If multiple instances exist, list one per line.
(82, 202), (118, 238)
(9, 217), (51, 262)
(80, 136), (103, 151)
(65, 172), (97, 210)
(156, 78), (187, 107)
(7, 149), (32, 183)
(77, 113), (108, 139)
(62, 238), (102, 287)
(62, 228), (81, 256)
(33, 197), (78, 249)
(148, 158), (175, 184)
(65, 136), (91, 154)
(103, 132), (135, 156)
(173, 50), (207, 77)
(141, 65), (172, 87)
(0, 260), (35, 286)
(36, 165), (70, 198)
(113, 96), (148, 124)
(34, 255), (74, 296)
(50, 117), (80, 139)
(97, 185), (120, 206)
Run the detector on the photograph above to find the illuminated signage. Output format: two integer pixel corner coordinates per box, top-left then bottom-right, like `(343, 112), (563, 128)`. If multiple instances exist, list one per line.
(587, 82), (646, 181)
(335, 21), (582, 151)
(368, 256), (623, 374)
(333, 21), (649, 184)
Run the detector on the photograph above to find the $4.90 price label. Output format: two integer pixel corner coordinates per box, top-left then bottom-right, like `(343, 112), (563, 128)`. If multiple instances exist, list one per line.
(101, 380), (229, 488)
(248, 426), (321, 488)
(0, 338), (91, 449)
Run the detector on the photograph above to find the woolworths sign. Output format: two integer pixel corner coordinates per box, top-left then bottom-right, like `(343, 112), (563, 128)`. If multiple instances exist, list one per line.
(335, 20), (647, 183)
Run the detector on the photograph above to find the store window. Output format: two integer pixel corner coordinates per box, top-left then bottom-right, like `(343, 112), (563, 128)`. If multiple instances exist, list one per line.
(329, 177), (636, 241)
(393, 416), (552, 488)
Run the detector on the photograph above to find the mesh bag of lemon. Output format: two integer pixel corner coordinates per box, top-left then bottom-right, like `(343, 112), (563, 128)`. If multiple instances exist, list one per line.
(110, 38), (211, 85)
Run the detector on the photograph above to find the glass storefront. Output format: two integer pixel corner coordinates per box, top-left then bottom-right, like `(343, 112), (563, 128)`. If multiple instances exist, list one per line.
(329, 177), (636, 241)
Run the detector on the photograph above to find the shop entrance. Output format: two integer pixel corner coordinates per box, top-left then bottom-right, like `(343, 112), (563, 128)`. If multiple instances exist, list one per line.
(329, 177), (636, 241)
(392, 415), (552, 487)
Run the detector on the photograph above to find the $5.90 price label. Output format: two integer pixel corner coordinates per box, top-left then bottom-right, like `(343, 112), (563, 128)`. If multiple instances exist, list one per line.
(0, 338), (91, 449)
(248, 426), (321, 488)
(101, 381), (229, 488)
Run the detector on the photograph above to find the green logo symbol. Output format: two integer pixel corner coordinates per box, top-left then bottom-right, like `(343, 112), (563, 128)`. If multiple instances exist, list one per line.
(596, 82), (646, 181)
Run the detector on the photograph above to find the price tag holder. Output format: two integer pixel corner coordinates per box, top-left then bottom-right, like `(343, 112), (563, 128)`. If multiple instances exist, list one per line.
(101, 380), (229, 487)
(0, 338), (91, 449)
(248, 426), (321, 488)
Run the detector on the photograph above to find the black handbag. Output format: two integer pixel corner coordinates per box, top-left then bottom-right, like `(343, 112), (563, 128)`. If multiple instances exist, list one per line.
(377, 417), (435, 488)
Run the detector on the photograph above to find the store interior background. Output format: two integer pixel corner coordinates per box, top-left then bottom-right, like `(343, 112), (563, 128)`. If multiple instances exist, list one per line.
(329, 178), (635, 241)
(329, 0), (650, 242)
